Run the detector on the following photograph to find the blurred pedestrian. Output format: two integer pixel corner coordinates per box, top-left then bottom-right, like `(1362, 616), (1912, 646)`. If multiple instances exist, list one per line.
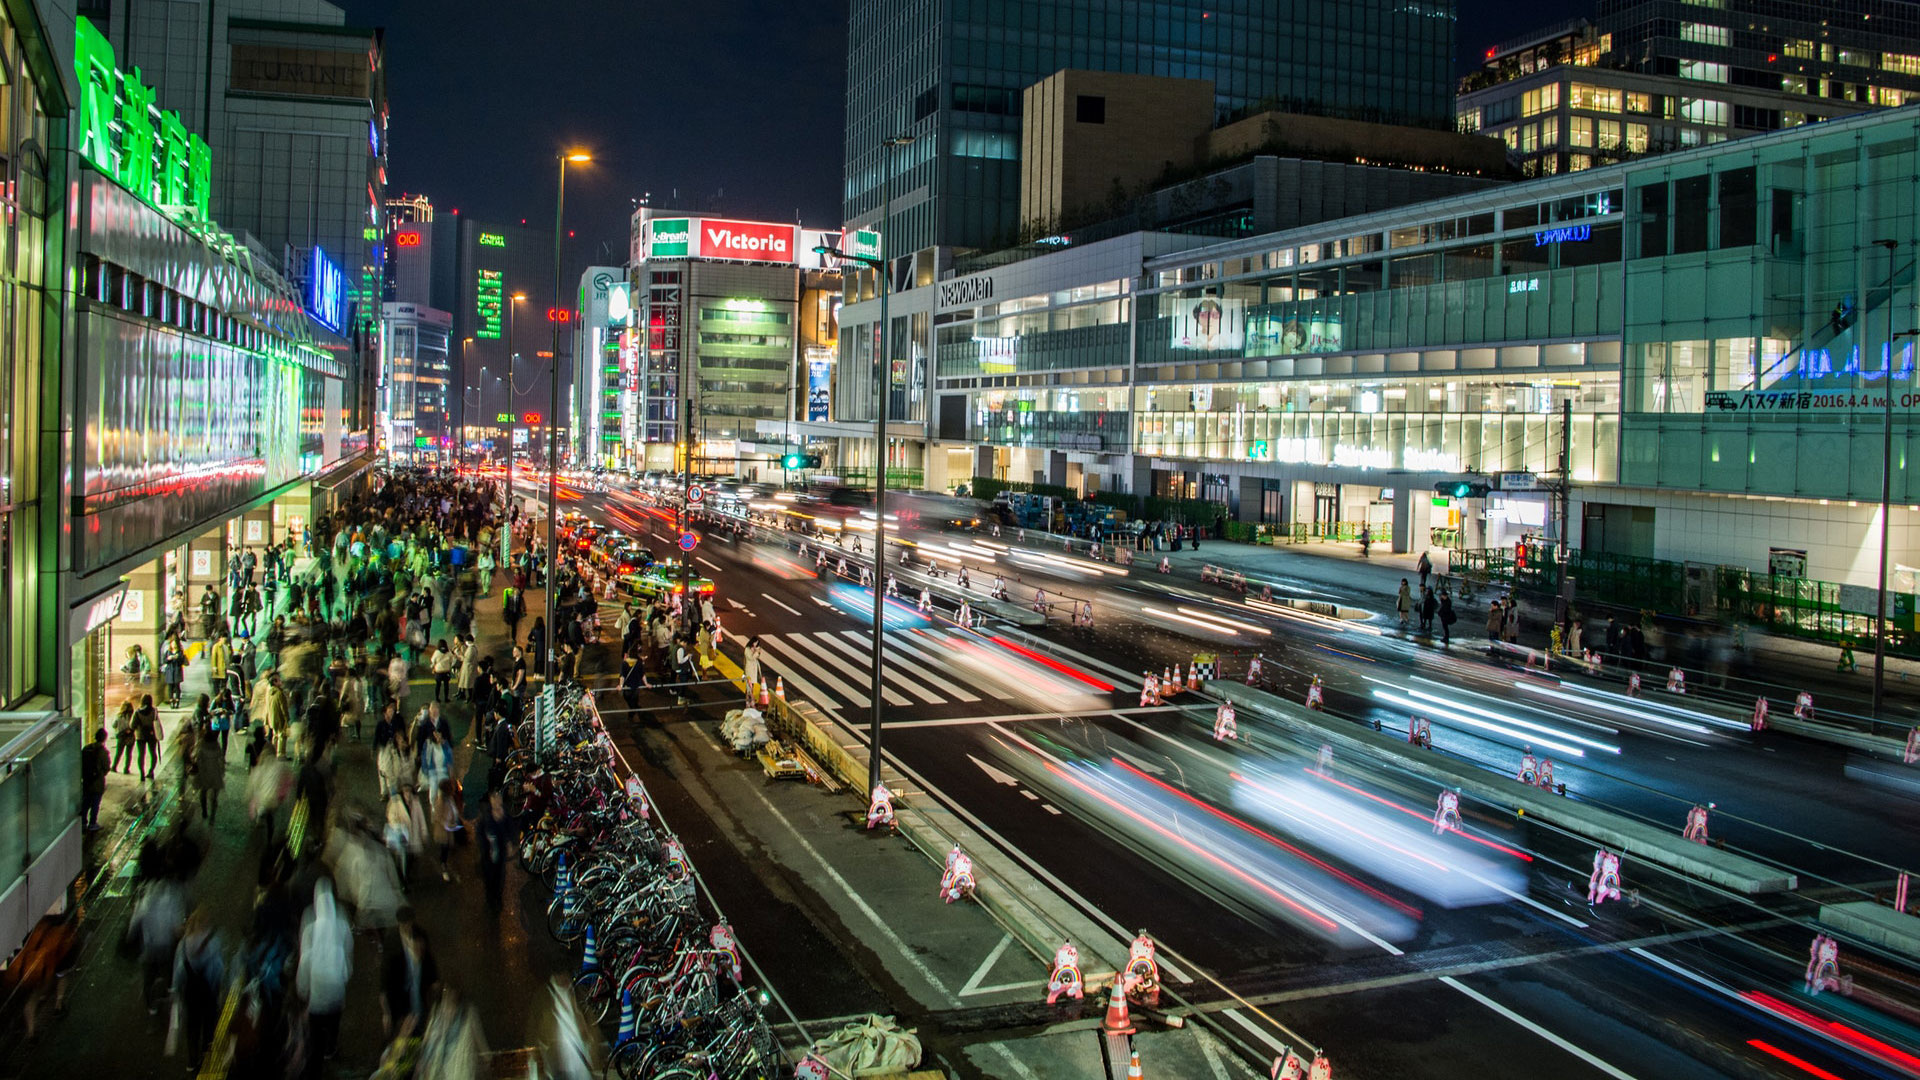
(296, 878), (352, 1060)
(478, 790), (515, 911)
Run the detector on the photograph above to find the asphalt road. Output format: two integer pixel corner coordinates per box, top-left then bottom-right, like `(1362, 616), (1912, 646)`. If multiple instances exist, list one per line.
(568, 482), (1920, 1080)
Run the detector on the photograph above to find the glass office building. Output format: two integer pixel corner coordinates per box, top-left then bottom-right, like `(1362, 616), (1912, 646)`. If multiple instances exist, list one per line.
(843, 0), (1459, 256)
(897, 106), (1920, 588)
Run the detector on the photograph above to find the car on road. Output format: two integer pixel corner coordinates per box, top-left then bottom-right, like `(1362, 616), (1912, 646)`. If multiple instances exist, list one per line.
(616, 560), (714, 600)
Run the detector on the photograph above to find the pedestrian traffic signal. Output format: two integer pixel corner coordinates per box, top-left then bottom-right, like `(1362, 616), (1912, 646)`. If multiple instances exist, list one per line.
(781, 453), (821, 469)
(1434, 480), (1490, 499)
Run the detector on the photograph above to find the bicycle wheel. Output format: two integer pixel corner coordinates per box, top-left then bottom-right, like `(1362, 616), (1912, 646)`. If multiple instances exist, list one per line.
(573, 968), (612, 1024)
(606, 1039), (645, 1080)
(547, 891), (591, 943)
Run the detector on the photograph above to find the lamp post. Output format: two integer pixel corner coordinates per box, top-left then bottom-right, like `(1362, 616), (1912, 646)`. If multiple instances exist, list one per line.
(1872, 239), (1899, 718)
(546, 150), (592, 684)
(459, 349), (481, 469)
(503, 293), (527, 564)
(815, 131), (915, 794)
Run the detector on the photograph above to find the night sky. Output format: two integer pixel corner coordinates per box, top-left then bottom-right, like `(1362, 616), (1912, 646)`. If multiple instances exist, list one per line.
(344, 0), (1586, 259)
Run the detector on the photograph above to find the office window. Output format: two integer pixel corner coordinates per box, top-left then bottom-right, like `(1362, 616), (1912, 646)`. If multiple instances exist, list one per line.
(1572, 116), (1598, 148)
(1680, 23), (1729, 46)
(1680, 61), (1730, 84)
(1597, 119), (1621, 150)
(1718, 167), (1757, 248)
(1637, 183), (1668, 257)
(1542, 117), (1559, 148)
(1570, 83), (1622, 112)
(1626, 122), (1650, 152)
(1673, 176), (1710, 254)
(1886, 53), (1920, 76)
(1680, 98), (1728, 125)
(1522, 84), (1560, 117)
(1626, 92), (1655, 114)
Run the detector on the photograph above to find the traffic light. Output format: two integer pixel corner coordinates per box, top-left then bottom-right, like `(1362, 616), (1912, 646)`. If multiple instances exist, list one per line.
(782, 453), (821, 469)
(1434, 480), (1491, 499)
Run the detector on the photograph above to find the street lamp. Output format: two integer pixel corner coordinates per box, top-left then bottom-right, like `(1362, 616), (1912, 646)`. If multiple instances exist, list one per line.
(458, 338), (476, 468)
(547, 149), (592, 684)
(814, 131), (915, 795)
(504, 292), (527, 565)
(1873, 238), (1899, 718)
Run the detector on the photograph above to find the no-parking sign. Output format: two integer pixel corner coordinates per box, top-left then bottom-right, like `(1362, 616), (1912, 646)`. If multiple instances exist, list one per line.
(678, 533), (699, 552)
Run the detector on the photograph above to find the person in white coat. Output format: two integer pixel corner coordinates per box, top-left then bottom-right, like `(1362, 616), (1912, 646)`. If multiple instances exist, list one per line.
(298, 878), (353, 1059)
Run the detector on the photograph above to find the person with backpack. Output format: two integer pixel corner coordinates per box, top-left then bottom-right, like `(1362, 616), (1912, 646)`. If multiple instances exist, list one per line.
(131, 694), (162, 782)
(112, 700), (137, 774)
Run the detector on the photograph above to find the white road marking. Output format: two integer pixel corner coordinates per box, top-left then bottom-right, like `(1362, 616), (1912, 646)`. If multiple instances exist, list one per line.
(857, 631), (981, 701)
(1439, 976), (1641, 1080)
(958, 933), (1015, 996)
(739, 761), (958, 1006)
(812, 632), (944, 705)
(969, 755), (1021, 787)
(697, 556), (724, 573)
(783, 634), (915, 707)
(761, 593), (801, 616)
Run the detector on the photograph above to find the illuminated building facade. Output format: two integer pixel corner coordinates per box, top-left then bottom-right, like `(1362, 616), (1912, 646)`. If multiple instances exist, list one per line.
(851, 106), (1920, 590)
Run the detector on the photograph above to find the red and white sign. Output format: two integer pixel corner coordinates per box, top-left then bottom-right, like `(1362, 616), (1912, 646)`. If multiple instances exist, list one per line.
(393, 230), (422, 247)
(698, 218), (797, 263)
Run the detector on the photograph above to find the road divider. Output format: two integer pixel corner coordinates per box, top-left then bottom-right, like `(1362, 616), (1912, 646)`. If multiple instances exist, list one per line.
(1817, 901), (1920, 962)
(1203, 680), (1800, 896)
(708, 647), (1125, 982)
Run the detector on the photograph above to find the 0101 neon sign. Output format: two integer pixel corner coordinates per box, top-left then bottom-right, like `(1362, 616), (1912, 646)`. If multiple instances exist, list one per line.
(74, 16), (212, 221)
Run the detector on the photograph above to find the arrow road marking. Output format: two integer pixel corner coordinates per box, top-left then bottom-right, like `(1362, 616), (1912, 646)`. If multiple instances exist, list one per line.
(968, 754), (1021, 787)
(726, 598), (754, 616)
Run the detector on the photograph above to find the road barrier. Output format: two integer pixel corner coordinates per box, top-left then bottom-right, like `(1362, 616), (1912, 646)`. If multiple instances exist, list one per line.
(1206, 680), (1799, 895)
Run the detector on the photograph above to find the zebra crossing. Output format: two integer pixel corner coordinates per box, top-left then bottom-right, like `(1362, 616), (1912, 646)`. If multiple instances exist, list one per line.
(752, 628), (1124, 714)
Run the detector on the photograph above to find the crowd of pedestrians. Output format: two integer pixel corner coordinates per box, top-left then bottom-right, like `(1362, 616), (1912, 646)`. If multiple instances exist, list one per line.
(74, 469), (580, 1078)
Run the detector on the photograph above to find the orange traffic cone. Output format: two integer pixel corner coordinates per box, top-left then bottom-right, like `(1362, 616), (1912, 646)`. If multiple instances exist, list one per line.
(1103, 979), (1135, 1035)
(1162, 666), (1173, 694)
(1187, 664), (1199, 692)
(1127, 1050), (1144, 1078)
(775, 676), (786, 699)
(757, 680), (771, 707)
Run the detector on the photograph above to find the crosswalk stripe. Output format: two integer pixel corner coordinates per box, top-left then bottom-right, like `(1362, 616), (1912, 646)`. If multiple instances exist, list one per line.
(782, 634), (914, 708)
(859, 630), (981, 702)
(754, 638), (857, 711)
(815, 631), (947, 705)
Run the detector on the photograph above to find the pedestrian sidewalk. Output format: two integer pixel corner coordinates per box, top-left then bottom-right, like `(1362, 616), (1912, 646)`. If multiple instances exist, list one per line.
(0, 543), (569, 1079)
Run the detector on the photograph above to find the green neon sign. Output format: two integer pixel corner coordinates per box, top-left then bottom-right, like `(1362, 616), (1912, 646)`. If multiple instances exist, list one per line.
(476, 269), (503, 339)
(479, 232), (506, 248)
(648, 219), (690, 258)
(75, 16), (211, 220)
(495, 413), (515, 423)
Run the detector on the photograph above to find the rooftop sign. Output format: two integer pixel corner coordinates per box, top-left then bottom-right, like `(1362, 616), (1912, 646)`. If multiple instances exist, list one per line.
(74, 16), (212, 221)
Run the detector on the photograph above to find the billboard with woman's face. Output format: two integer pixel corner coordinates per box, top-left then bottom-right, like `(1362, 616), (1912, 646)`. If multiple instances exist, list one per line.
(1171, 295), (1246, 351)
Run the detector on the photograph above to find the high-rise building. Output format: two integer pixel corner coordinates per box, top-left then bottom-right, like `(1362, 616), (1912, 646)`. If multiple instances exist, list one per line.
(1458, 2), (1920, 177)
(842, 0), (1459, 256)
(628, 208), (845, 476)
(83, 0), (388, 424)
(455, 219), (561, 458)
